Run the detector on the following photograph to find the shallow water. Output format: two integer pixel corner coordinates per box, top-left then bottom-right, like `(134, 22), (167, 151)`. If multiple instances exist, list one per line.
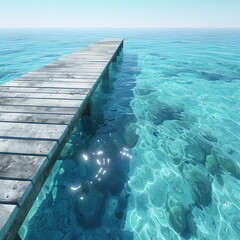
(1, 29), (240, 240)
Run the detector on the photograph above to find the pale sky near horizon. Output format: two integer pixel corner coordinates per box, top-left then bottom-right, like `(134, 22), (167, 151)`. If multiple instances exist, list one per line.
(0, 0), (240, 28)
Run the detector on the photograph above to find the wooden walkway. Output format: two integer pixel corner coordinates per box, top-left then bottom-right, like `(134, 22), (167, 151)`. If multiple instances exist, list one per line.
(0, 38), (123, 240)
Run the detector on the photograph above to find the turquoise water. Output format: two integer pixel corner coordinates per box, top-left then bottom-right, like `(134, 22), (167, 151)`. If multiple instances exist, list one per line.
(1, 29), (240, 239)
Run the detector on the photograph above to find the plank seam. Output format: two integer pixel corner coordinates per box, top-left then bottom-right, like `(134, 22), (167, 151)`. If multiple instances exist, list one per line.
(0, 111), (74, 115)
(0, 120), (69, 125)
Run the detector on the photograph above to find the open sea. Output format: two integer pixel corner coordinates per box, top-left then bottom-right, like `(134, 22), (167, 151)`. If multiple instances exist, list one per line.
(1, 29), (240, 240)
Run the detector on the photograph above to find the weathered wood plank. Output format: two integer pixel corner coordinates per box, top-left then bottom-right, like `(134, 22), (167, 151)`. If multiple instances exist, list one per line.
(23, 71), (99, 76)
(0, 105), (76, 115)
(61, 56), (111, 60)
(67, 54), (113, 58)
(0, 154), (47, 182)
(38, 65), (106, 70)
(16, 78), (97, 83)
(29, 64), (106, 70)
(0, 112), (73, 125)
(0, 92), (88, 100)
(45, 61), (109, 67)
(0, 122), (67, 141)
(0, 138), (58, 157)
(86, 43), (120, 47)
(77, 48), (117, 51)
(17, 75), (99, 80)
(0, 87), (89, 94)
(0, 97), (83, 108)
(3, 81), (95, 89)
(99, 38), (123, 42)
(28, 68), (104, 73)
(81, 50), (117, 54)
(70, 50), (113, 53)
(89, 45), (120, 49)
(0, 180), (32, 206)
(18, 74), (96, 80)
(0, 204), (19, 240)
(32, 69), (105, 75)
(26, 70), (101, 75)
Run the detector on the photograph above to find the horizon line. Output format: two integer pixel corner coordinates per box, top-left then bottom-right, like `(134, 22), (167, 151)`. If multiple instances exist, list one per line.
(0, 27), (240, 30)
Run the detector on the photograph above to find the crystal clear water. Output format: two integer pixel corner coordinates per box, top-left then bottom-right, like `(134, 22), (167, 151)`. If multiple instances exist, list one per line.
(1, 29), (240, 240)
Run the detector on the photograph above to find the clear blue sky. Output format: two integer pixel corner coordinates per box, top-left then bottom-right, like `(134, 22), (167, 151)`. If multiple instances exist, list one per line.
(0, 0), (239, 28)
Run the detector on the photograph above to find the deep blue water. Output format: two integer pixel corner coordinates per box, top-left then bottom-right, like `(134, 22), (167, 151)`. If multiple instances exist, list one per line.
(1, 29), (240, 240)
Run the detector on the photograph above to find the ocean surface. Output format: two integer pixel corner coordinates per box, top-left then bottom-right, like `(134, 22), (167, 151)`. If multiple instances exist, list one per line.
(1, 29), (240, 240)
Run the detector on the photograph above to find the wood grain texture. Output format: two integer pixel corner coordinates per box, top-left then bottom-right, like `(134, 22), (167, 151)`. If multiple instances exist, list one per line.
(0, 86), (89, 94)
(0, 92), (88, 100)
(17, 76), (97, 82)
(0, 154), (47, 182)
(3, 81), (95, 89)
(0, 97), (83, 108)
(0, 179), (32, 206)
(0, 122), (68, 140)
(45, 62), (109, 68)
(0, 112), (73, 124)
(0, 138), (58, 157)
(0, 105), (76, 114)
(0, 204), (18, 228)
(0, 204), (19, 239)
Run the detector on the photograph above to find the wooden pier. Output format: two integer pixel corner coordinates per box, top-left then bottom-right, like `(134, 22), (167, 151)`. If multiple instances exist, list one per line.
(0, 38), (124, 240)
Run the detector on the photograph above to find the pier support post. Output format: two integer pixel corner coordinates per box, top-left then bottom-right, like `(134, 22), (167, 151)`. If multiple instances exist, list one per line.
(14, 233), (22, 240)
(103, 67), (109, 80)
(81, 100), (93, 133)
(117, 42), (123, 56)
(102, 66), (112, 93)
(120, 41), (124, 50)
(112, 54), (117, 63)
(116, 49), (120, 56)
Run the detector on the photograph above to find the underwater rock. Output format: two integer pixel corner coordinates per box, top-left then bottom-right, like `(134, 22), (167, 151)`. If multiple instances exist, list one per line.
(176, 114), (198, 130)
(113, 113), (138, 130)
(205, 154), (218, 175)
(108, 128), (128, 151)
(60, 159), (81, 180)
(54, 160), (83, 201)
(185, 138), (207, 164)
(122, 123), (139, 148)
(196, 136), (213, 155)
(215, 173), (224, 186)
(213, 149), (240, 179)
(202, 131), (218, 143)
(95, 166), (128, 196)
(147, 178), (168, 208)
(229, 214), (240, 237)
(148, 52), (170, 60)
(183, 164), (212, 206)
(77, 133), (120, 178)
(186, 211), (197, 237)
(166, 195), (195, 236)
(77, 153), (92, 179)
(112, 191), (129, 228)
(199, 71), (227, 82)
(77, 128), (130, 194)
(101, 190), (130, 231)
(76, 227), (109, 240)
(101, 197), (118, 229)
(171, 157), (182, 165)
(135, 86), (156, 96)
(161, 69), (179, 77)
(148, 101), (184, 125)
(59, 142), (73, 159)
(74, 181), (105, 229)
